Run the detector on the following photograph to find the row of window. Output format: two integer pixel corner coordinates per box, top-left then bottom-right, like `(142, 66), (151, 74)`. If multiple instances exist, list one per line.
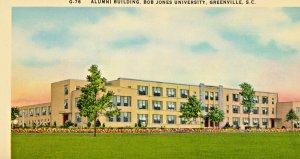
(19, 119), (50, 126)
(138, 86), (189, 98)
(108, 114), (190, 125)
(228, 117), (270, 126)
(64, 85), (80, 96)
(224, 106), (274, 115)
(225, 94), (275, 104)
(137, 100), (185, 111)
(19, 106), (51, 117)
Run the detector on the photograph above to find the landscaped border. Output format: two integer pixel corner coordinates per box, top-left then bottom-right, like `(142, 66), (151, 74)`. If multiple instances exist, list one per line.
(11, 128), (300, 133)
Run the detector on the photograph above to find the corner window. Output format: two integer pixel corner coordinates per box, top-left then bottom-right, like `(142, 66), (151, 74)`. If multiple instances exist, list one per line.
(215, 92), (219, 100)
(64, 99), (68, 109)
(64, 85), (68, 95)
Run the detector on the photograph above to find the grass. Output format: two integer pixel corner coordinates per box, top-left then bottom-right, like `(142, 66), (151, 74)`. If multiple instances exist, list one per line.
(12, 132), (300, 159)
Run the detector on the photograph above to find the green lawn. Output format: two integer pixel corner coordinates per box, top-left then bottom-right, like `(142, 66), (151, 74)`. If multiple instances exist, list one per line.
(12, 133), (300, 159)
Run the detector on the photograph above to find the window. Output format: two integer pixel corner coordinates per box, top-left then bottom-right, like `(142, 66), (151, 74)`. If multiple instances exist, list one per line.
(262, 118), (268, 126)
(48, 106), (51, 115)
(296, 107), (300, 114)
(75, 113), (81, 122)
(29, 108), (33, 117)
(167, 115), (176, 124)
(122, 112), (131, 122)
(180, 89), (189, 98)
(64, 85), (68, 95)
(64, 99), (68, 109)
(75, 98), (80, 108)
(252, 118), (259, 126)
(113, 96), (131, 107)
(232, 105), (240, 114)
(116, 115), (121, 122)
(19, 111), (23, 117)
(205, 91), (209, 100)
(153, 101), (162, 110)
(232, 94), (239, 102)
(76, 86), (80, 91)
(204, 105), (209, 112)
(233, 117), (240, 126)
(210, 92), (214, 100)
(262, 107), (268, 115)
(254, 96), (259, 103)
(180, 102), (186, 110)
(215, 92), (219, 101)
(272, 98), (274, 104)
(166, 88), (176, 97)
(253, 107), (259, 114)
(226, 95), (229, 101)
(152, 114), (162, 124)
(272, 108), (275, 114)
(152, 87), (162, 97)
(262, 96), (268, 104)
(35, 107), (40, 116)
(138, 100), (148, 109)
(137, 114), (148, 126)
(226, 105), (229, 114)
(243, 118), (249, 125)
(167, 102), (176, 111)
(243, 106), (248, 114)
(138, 86), (148, 95)
(108, 117), (114, 122)
(180, 118), (188, 124)
(42, 107), (46, 116)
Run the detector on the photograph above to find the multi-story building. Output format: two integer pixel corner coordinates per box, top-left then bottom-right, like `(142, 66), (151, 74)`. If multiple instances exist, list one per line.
(17, 78), (279, 128)
(276, 101), (300, 128)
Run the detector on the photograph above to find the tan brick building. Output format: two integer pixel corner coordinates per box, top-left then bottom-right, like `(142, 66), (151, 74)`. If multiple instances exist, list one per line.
(276, 102), (300, 128)
(17, 78), (280, 128)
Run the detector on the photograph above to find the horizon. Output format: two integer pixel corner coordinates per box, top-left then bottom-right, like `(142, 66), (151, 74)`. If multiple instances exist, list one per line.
(12, 7), (300, 106)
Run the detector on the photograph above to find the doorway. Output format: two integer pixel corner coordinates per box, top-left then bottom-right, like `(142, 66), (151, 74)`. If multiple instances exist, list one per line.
(63, 114), (69, 125)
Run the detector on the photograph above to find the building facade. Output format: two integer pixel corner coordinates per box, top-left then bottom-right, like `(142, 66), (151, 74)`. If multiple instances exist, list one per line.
(18, 78), (279, 128)
(276, 102), (300, 128)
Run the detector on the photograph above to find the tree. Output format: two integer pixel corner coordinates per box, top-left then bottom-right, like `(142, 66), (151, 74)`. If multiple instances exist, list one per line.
(77, 65), (120, 137)
(286, 109), (298, 130)
(11, 107), (19, 128)
(207, 107), (224, 128)
(180, 95), (203, 124)
(239, 82), (255, 126)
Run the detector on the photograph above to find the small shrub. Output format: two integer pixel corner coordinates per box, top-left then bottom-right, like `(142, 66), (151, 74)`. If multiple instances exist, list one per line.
(53, 121), (57, 127)
(102, 123), (105, 128)
(223, 122), (231, 129)
(137, 121), (142, 127)
(245, 126), (252, 130)
(235, 124), (240, 129)
(256, 124), (260, 129)
(281, 126), (286, 129)
(64, 120), (72, 128)
(95, 119), (101, 128)
(134, 123), (138, 127)
(87, 122), (91, 128)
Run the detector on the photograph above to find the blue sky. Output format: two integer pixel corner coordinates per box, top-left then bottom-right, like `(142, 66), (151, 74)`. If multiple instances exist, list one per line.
(12, 7), (300, 105)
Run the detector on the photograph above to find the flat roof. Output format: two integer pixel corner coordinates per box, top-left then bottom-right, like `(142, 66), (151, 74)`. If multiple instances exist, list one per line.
(117, 77), (277, 94)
